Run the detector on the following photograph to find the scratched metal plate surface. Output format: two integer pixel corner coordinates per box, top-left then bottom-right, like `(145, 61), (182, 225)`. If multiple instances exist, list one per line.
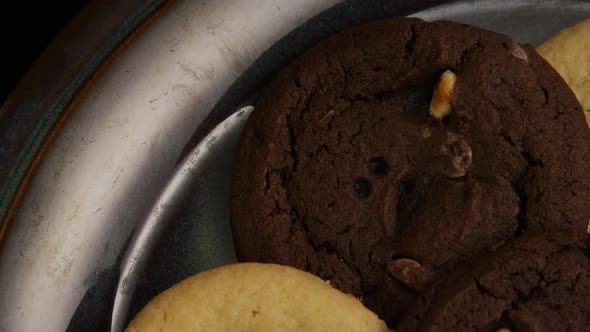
(1, 0), (589, 331)
(0, 1), (342, 331)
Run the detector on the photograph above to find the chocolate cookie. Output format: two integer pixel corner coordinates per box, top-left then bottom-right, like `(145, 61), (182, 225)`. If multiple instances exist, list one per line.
(397, 234), (590, 331)
(230, 18), (590, 325)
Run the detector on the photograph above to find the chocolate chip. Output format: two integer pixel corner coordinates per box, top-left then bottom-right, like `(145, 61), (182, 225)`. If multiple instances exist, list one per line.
(443, 135), (473, 178)
(353, 178), (371, 198)
(448, 141), (464, 156)
(369, 157), (388, 176)
(400, 178), (416, 194)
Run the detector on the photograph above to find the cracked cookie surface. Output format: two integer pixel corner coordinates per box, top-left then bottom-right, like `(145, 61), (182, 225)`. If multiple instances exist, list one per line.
(397, 234), (590, 331)
(230, 18), (590, 325)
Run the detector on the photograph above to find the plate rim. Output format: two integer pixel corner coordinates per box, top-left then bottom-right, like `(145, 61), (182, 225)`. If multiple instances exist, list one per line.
(0, 0), (168, 248)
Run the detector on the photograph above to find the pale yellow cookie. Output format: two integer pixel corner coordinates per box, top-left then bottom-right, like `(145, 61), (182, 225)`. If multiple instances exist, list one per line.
(537, 18), (590, 127)
(538, 19), (590, 231)
(125, 263), (390, 332)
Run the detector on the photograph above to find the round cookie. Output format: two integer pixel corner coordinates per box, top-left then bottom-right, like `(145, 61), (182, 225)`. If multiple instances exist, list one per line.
(230, 18), (590, 325)
(537, 17), (590, 250)
(125, 263), (390, 332)
(537, 18), (590, 126)
(397, 234), (590, 331)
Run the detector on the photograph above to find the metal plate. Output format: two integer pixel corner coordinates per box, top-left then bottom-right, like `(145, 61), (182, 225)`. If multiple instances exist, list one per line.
(111, 106), (253, 332)
(1, 0), (589, 331)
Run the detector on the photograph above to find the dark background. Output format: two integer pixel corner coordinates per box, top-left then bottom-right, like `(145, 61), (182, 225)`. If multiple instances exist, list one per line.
(0, 1), (89, 104)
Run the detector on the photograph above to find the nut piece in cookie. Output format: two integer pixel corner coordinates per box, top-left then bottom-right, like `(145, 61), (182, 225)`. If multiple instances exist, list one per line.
(430, 70), (457, 119)
(386, 258), (432, 291)
(504, 42), (528, 62)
